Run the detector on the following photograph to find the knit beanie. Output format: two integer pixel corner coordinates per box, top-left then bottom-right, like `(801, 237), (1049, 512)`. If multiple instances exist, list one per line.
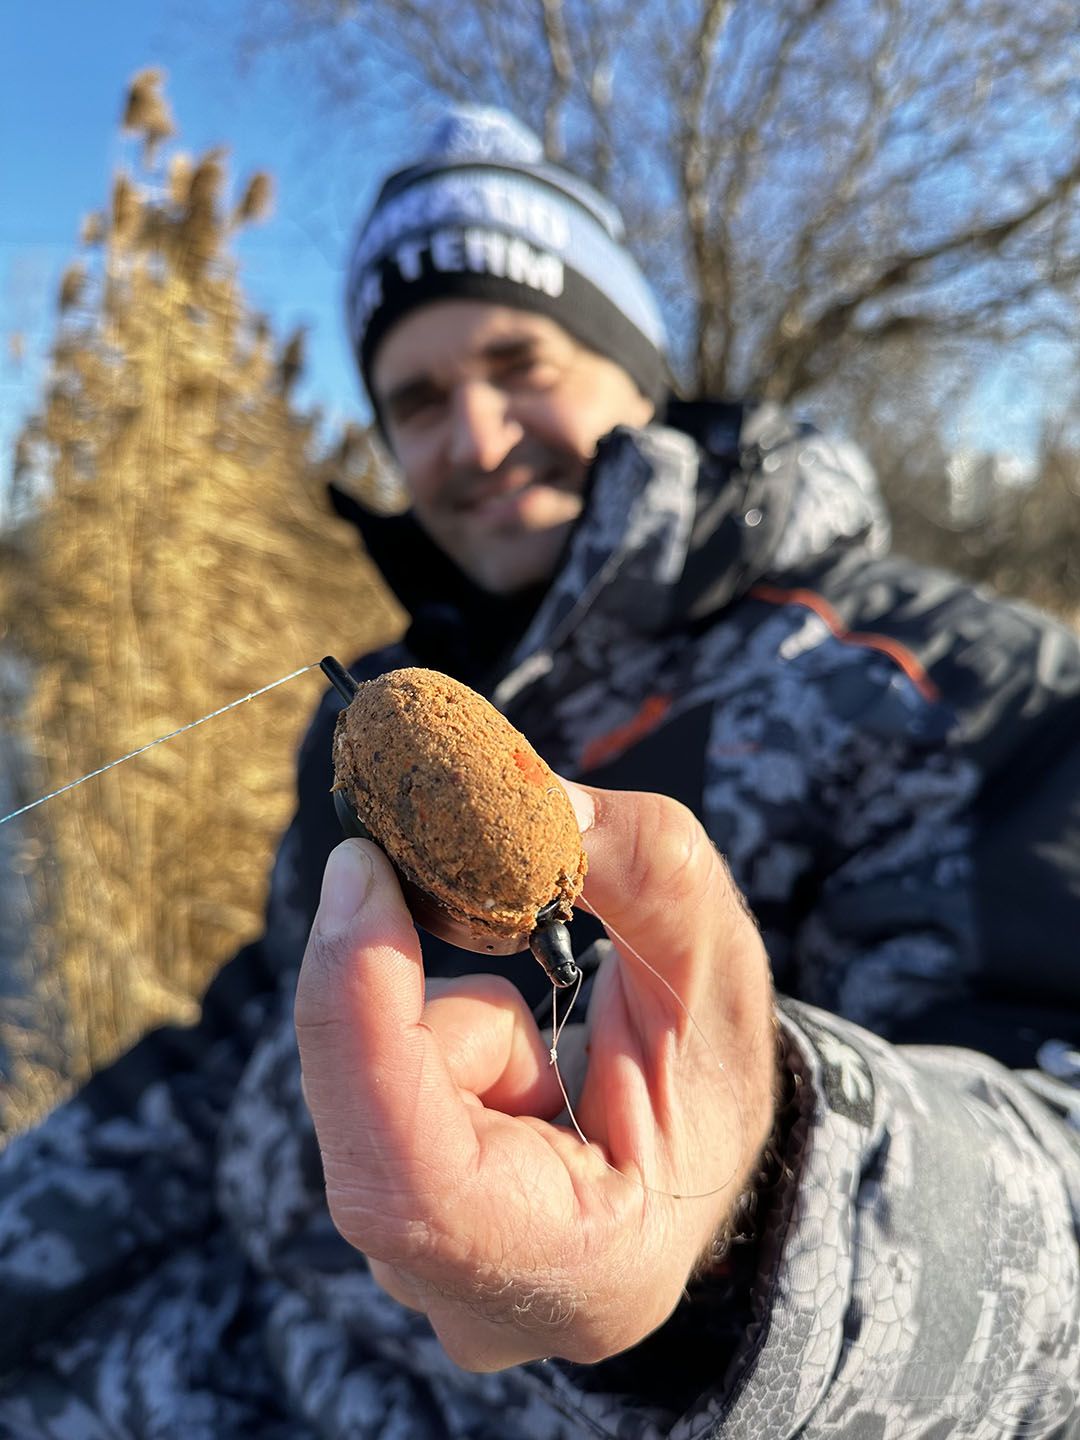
(346, 106), (669, 410)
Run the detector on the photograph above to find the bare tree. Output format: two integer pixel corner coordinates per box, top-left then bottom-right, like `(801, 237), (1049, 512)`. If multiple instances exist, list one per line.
(833, 329), (1080, 621)
(922, 430), (1080, 621)
(234, 0), (1080, 618)
(244, 0), (1080, 407)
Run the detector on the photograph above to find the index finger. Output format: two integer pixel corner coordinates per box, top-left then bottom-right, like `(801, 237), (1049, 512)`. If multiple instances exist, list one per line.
(294, 839), (480, 1257)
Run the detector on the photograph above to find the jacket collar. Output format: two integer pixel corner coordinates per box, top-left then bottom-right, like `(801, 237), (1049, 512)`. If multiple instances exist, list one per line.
(329, 398), (888, 685)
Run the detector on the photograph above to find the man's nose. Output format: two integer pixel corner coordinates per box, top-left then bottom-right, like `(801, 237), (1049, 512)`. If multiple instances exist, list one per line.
(447, 382), (523, 471)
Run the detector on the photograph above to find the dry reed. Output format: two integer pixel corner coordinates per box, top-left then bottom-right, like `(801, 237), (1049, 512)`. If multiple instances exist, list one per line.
(1, 76), (403, 1134)
(121, 68), (176, 165)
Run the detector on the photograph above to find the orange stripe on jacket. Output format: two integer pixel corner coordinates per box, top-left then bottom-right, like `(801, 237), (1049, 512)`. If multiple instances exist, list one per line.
(749, 583), (941, 703)
(580, 694), (673, 772)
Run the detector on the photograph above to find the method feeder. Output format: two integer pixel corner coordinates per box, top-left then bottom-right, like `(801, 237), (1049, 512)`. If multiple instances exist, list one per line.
(319, 656), (582, 990)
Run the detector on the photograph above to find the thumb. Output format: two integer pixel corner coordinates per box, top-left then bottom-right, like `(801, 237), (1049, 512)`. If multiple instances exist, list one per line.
(560, 782), (776, 1194)
(563, 782), (769, 1024)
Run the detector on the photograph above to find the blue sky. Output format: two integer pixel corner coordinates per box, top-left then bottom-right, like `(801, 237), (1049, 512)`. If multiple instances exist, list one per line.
(0, 0), (413, 496)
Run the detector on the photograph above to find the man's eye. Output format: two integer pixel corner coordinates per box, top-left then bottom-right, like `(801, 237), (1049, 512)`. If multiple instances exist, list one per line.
(503, 358), (557, 386)
(392, 392), (443, 426)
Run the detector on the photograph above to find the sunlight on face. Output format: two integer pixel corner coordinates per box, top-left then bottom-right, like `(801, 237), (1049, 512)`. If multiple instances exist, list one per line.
(373, 302), (655, 593)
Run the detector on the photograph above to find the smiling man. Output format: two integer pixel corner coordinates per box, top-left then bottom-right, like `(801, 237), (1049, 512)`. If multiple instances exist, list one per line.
(346, 106), (670, 601)
(1, 106), (1078, 1440)
(297, 105), (1080, 1425)
(372, 302), (655, 592)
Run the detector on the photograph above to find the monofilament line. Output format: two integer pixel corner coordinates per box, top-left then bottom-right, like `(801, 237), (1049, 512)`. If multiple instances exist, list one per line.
(548, 971), (588, 1143)
(549, 895), (746, 1202)
(0, 663), (318, 827)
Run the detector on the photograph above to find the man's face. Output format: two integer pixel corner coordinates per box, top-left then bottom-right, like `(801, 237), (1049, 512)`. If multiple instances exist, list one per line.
(371, 301), (656, 594)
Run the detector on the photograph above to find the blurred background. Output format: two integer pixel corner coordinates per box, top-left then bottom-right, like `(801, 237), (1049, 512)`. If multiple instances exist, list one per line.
(2, 0), (1078, 1133)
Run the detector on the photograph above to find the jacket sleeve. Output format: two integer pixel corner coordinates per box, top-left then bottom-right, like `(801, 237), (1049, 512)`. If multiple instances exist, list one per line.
(0, 861), (299, 1371)
(704, 1000), (1080, 1438)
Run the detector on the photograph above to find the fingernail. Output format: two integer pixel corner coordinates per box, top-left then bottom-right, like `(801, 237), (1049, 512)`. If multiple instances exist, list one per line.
(317, 840), (373, 938)
(562, 780), (595, 834)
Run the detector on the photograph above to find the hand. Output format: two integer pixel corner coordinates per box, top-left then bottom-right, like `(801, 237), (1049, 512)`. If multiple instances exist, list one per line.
(294, 783), (777, 1372)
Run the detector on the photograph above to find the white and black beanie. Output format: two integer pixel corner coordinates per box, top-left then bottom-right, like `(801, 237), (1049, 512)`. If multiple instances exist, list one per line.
(347, 106), (670, 410)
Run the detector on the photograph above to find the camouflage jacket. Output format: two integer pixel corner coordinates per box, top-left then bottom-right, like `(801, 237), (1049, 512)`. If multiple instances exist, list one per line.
(1, 401), (1078, 1438)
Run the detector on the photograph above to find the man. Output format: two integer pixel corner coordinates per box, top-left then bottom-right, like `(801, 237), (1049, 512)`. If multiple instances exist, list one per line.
(1, 106), (1078, 1437)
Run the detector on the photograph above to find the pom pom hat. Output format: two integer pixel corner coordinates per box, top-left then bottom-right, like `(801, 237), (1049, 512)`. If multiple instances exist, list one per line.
(347, 106), (670, 410)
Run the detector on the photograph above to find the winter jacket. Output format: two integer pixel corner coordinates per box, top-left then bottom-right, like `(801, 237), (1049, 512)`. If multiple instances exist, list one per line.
(0, 400), (1077, 1439)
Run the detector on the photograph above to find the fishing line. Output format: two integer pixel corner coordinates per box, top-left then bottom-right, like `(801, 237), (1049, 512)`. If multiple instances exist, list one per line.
(0, 663), (318, 827)
(547, 968), (585, 1132)
(544, 894), (747, 1203)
